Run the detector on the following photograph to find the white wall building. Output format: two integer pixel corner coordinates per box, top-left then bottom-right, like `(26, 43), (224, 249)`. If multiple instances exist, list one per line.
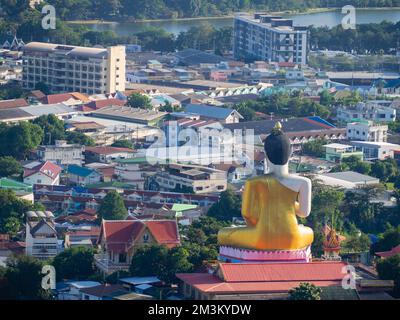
(37, 140), (85, 167)
(314, 171), (380, 190)
(155, 164), (227, 194)
(347, 121), (388, 142)
(22, 42), (126, 94)
(337, 101), (396, 123)
(25, 211), (58, 259)
(349, 141), (400, 161)
(234, 13), (308, 65)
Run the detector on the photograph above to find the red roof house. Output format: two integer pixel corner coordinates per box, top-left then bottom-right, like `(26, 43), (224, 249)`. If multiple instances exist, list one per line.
(177, 261), (350, 300)
(23, 161), (62, 186)
(96, 219), (180, 274)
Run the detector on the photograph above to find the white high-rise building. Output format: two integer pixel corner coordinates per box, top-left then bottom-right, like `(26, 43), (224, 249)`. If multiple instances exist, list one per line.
(233, 13), (308, 65)
(22, 42), (125, 94)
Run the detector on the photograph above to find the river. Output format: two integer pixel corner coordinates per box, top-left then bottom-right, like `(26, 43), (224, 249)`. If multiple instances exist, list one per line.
(78, 8), (400, 36)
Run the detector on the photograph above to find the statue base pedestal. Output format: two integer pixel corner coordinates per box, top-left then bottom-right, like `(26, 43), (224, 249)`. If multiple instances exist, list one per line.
(218, 246), (312, 263)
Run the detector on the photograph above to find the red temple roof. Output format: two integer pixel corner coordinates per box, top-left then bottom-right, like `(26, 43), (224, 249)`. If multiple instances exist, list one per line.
(375, 245), (400, 258)
(177, 261), (348, 294)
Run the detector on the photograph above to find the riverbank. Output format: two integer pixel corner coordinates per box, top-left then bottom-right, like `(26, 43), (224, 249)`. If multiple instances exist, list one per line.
(65, 7), (358, 25)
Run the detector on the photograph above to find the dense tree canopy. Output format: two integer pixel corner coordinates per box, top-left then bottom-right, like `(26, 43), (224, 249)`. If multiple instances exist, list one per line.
(0, 156), (23, 178)
(127, 93), (152, 109)
(371, 225), (400, 254)
(0, 255), (52, 300)
(208, 187), (242, 221)
(98, 190), (128, 220)
(310, 21), (400, 54)
(288, 282), (322, 300)
(52, 247), (96, 281)
(302, 139), (327, 158)
(111, 140), (134, 149)
(0, 189), (38, 235)
(0, 122), (43, 160)
(21, 0), (400, 21)
(232, 92), (330, 120)
(376, 254), (400, 298)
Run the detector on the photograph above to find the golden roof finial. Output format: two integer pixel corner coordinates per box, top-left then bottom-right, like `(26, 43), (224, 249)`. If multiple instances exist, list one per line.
(274, 121), (282, 130)
(271, 121), (282, 134)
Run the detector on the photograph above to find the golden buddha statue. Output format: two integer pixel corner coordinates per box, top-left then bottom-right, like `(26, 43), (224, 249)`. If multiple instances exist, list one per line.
(218, 122), (314, 251)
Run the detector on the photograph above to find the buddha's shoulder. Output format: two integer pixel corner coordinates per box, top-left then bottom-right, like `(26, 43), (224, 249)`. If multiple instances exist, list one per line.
(246, 174), (273, 184)
(246, 174), (311, 186)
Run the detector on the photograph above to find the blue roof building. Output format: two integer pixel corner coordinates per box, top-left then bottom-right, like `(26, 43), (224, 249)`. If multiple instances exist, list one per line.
(184, 104), (243, 123)
(67, 165), (101, 187)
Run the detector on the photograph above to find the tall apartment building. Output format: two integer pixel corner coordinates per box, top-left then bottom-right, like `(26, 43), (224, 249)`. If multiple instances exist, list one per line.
(233, 13), (308, 64)
(22, 42), (125, 94)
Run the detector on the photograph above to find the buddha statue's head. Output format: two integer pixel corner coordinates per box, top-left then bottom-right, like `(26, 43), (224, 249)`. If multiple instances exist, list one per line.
(264, 122), (291, 166)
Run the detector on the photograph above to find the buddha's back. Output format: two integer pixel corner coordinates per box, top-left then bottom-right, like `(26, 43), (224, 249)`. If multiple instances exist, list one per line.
(245, 175), (305, 250)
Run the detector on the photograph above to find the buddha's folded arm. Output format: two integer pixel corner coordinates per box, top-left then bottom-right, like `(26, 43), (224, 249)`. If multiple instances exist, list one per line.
(295, 179), (312, 218)
(241, 180), (259, 226)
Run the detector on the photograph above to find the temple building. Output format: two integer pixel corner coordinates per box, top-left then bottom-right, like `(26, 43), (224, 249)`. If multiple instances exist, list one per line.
(177, 261), (357, 300)
(176, 123), (394, 300)
(322, 225), (346, 261)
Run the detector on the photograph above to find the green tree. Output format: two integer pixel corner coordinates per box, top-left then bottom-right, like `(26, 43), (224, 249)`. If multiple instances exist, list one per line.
(127, 93), (152, 109)
(371, 225), (400, 254)
(0, 156), (23, 177)
(98, 190), (128, 220)
(309, 180), (345, 229)
(341, 155), (371, 175)
(52, 247), (96, 281)
(129, 244), (168, 276)
(288, 282), (322, 300)
(3, 216), (21, 237)
(302, 139), (327, 158)
(105, 270), (131, 284)
(2, 255), (52, 300)
(0, 122), (43, 159)
(111, 139), (133, 149)
(319, 90), (334, 106)
(0, 189), (34, 234)
(65, 131), (95, 146)
(208, 187), (241, 221)
(232, 102), (256, 121)
(32, 114), (66, 145)
(342, 232), (371, 253)
(158, 246), (193, 284)
(376, 254), (400, 298)
(371, 159), (398, 182)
